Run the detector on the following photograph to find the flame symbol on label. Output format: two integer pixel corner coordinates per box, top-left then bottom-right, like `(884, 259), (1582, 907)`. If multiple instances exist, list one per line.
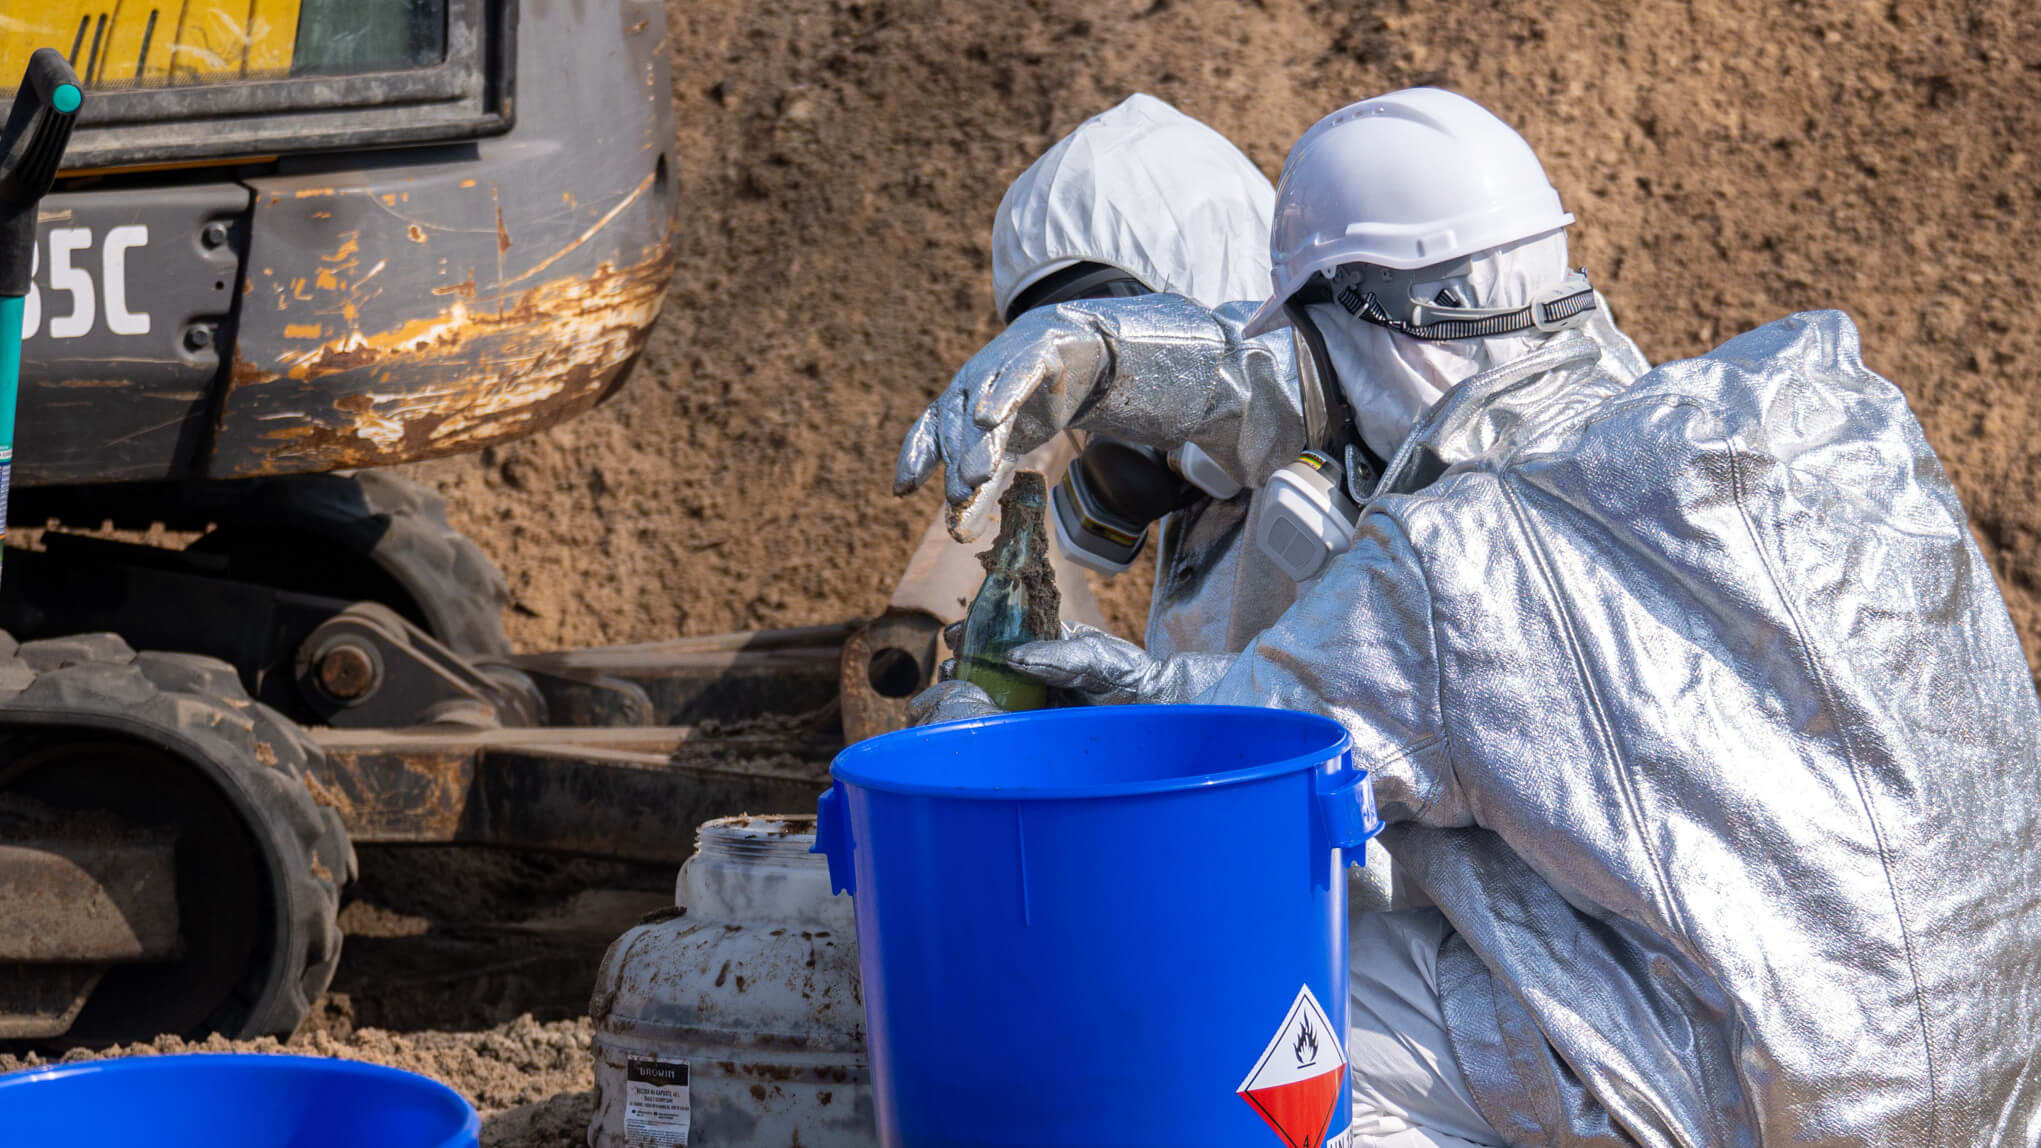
(1294, 1015), (1318, 1066)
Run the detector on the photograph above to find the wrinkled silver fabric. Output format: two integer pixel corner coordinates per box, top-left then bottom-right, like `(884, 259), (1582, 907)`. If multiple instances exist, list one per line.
(1135, 302), (1315, 661)
(896, 294), (1308, 542)
(1005, 621), (1232, 705)
(897, 289), (1313, 659)
(1185, 309), (2041, 1146)
(1144, 294), (1643, 663)
(904, 677), (1004, 726)
(1145, 479), (1307, 660)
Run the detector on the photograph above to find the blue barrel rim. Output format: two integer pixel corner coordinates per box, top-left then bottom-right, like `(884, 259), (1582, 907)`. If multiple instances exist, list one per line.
(831, 704), (1351, 800)
(0, 1052), (481, 1148)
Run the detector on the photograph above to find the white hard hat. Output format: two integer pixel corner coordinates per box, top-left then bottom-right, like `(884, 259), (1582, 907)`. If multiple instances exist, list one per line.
(992, 93), (1275, 319)
(1242, 88), (1574, 338)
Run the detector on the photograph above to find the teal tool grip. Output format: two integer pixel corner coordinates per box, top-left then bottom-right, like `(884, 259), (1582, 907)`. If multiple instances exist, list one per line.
(0, 294), (17, 569)
(1, 294), (16, 546)
(0, 293), (18, 441)
(1, 49), (84, 579)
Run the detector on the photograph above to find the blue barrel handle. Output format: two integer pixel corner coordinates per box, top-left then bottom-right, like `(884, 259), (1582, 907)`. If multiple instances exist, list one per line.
(1317, 767), (1381, 860)
(813, 782), (857, 895)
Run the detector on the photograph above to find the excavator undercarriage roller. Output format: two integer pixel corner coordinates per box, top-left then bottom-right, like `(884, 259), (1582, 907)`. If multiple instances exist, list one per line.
(0, 631), (350, 1046)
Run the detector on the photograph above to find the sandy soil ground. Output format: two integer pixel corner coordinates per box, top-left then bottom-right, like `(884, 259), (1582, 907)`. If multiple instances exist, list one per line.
(15, 3), (2039, 1143)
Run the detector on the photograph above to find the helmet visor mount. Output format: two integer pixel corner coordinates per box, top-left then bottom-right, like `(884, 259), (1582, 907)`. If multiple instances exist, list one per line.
(1325, 259), (1596, 342)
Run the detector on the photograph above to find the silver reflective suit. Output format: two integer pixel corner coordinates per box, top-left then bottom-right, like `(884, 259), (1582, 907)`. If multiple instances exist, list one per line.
(1143, 308), (1304, 659)
(1192, 309), (2041, 1145)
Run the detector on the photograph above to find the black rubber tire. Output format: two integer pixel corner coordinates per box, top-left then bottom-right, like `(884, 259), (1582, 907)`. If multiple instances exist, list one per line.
(0, 630), (352, 1042)
(182, 470), (512, 656)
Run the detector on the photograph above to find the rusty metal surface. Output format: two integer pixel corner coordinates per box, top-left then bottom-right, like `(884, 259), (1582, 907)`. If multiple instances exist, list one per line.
(307, 723), (836, 863)
(293, 602), (537, 728)
(0, 835), (182, 963)
(211, 0), (676, 477)
(839, 608), (942, 744)
(13, 185), (249, 485)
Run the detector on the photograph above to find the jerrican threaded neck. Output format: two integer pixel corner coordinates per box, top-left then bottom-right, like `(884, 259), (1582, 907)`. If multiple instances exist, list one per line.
(693, 814), (820, 864)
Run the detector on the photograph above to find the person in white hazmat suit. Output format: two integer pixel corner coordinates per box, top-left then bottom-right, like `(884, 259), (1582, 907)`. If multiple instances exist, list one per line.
(899, 88), (2041, 1147)
(893, 91), (1295, 660)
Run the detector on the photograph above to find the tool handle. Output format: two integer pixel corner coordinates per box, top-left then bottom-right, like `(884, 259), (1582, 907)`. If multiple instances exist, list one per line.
(0, 49), (79, 578)
(1, 48), (83, 297)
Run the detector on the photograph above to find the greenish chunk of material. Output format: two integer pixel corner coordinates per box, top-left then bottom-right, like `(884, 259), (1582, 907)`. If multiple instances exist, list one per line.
(52, 84), (82, 114)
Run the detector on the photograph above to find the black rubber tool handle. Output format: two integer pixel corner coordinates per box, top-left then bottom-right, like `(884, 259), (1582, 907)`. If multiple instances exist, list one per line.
(0, 48), (84, 297)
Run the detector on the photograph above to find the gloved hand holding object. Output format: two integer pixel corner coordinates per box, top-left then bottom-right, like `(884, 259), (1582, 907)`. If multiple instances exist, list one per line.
(1004, 621), (1229, 707)
(908, 619), (1227, 728)
(862, 95), (1292, 742)
(904, 676), (1002, 727)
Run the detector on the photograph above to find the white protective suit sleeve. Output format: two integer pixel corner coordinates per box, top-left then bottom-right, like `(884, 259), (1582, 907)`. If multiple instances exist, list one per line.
(1348, 909), (1505, 1147)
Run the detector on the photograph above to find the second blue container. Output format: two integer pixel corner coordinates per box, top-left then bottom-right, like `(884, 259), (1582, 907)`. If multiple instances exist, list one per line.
(814, 704), (1378, 1148)
(0, 1053), (478, 1148)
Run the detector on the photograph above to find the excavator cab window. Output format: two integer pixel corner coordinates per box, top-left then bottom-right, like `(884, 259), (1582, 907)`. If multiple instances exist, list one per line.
(0, 2), (450, 91)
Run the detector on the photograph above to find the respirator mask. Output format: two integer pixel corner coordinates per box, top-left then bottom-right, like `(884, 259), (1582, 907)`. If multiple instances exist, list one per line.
(1252, 256), (1594, 581)
(1051, 439), (1241, 574)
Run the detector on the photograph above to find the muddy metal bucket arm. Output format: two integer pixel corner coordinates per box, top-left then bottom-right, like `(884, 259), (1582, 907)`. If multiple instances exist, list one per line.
(302, 623), (852, 865)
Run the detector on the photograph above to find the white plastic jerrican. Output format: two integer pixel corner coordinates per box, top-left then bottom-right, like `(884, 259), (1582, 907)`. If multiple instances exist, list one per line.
(588, 816), (875, 1147)
(1244, 88), (1574, 338)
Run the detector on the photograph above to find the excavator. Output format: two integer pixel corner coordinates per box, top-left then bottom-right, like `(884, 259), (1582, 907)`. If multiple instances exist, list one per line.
(0, 2), (918, 1048)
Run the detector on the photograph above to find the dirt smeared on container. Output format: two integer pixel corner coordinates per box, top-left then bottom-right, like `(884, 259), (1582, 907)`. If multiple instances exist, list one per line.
(977, 472), (1062, 639)
(954, 472), (1061, 711)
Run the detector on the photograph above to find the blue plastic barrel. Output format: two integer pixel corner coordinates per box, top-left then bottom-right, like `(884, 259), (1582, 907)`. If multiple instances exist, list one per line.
(0, 1053), (479, 1148)
(814, 704), (1378, 1148)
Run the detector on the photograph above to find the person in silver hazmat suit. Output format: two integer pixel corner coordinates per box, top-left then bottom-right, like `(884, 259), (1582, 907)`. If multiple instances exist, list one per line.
(898, 87), (2041, 1147)
(891, 91), (1292, 658)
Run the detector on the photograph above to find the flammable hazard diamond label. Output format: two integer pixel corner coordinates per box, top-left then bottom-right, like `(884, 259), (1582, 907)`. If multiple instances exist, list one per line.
(1237, 984), (1348, 1148)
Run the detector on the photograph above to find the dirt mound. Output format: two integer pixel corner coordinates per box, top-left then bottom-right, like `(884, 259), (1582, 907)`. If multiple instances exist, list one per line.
(403, 0), (2041, 670)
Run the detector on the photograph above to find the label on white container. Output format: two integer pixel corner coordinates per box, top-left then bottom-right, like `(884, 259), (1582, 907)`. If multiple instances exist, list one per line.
(624, 1056), (691, 1147)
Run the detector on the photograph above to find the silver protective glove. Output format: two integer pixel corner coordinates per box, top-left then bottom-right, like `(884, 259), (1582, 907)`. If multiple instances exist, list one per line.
(1007, 621), (1230, 706)
(905, 678), (1006, 727)
(895, 295), (1307, 541)
(908, 620), (1229, 721)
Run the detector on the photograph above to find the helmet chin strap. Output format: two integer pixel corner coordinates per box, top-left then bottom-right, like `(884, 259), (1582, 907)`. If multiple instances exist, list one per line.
(1335, 265), (1598, 342)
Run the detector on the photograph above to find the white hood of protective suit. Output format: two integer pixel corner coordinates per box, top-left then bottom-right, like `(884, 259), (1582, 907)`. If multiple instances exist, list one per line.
(991, 93), (1275, 316)
(1305, 229), (1572, 461)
